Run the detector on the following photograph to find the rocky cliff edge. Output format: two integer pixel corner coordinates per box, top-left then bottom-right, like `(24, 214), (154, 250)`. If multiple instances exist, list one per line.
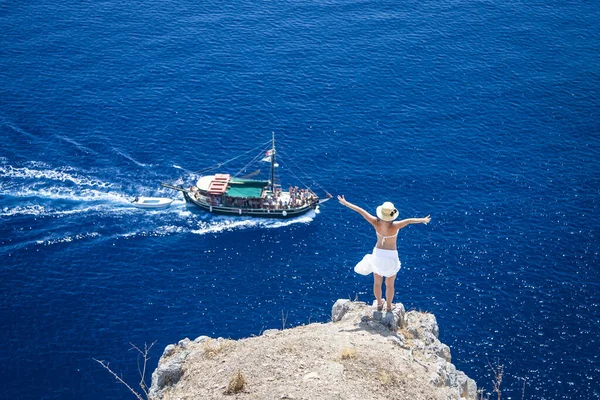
(149, 300), (477, 400)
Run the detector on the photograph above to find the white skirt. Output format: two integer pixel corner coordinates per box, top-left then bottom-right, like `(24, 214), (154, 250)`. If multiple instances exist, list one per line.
(354, 247), (401, 277)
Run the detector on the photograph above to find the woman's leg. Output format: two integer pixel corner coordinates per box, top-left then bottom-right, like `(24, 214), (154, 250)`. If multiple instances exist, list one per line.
(385, 275), (397, 311)
(373, 273), (383, 307)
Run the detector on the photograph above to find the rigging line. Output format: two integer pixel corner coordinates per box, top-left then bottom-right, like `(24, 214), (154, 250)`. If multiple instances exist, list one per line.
(187, 139), (273, 175)
(277, 158), (313, 192)
(233, 142), (272, 178)
(278, 149), (329, 193)
(276, 158), (310, 189)
(164, 139), (273, 185)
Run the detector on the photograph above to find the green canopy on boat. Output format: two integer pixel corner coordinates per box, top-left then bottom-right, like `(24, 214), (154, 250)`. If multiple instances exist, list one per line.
(226, 178), (269, 198)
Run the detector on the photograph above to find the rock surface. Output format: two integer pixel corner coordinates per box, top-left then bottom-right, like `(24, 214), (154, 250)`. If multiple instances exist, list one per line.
(149, 300), (477, 400)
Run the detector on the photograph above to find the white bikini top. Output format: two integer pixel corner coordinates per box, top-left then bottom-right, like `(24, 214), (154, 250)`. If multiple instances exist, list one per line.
(376, 231), (398, 246)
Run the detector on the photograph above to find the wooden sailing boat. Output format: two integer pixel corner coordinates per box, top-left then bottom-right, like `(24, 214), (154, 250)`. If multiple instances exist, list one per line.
(161, 134), (330, 219)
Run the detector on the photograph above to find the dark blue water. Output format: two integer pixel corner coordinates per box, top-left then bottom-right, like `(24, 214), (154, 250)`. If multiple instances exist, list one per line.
(1, 0), (599, 399)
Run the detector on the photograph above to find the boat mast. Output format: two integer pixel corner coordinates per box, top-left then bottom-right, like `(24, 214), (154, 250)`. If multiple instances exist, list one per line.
(270, 132), (276, 193)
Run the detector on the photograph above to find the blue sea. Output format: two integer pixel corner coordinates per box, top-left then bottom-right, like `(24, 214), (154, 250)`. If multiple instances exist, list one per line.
(1, 0), (599, 399)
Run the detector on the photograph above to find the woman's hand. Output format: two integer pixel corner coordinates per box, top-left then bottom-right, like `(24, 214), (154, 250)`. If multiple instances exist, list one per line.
(337, 196), (377, 223)
(423, 215), (431, 224)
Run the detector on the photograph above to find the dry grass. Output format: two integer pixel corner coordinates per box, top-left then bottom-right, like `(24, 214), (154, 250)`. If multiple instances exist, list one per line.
(377, 370), (393, 385)
(277, 345), (296, 355)
(276, 338), (298, 355)
(377, 369), (404, 387)
(224, 369), (246, 395)
(340, 347), (357, 360)
(202, 339), (233, 359)
(397, 329), (415, 346)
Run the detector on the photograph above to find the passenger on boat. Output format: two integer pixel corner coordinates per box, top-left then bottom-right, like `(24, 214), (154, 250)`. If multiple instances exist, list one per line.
(337, 195), (431, 312)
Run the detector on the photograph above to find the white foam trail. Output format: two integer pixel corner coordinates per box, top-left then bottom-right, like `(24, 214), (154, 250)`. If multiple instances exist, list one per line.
(0, 164), (134, 203)
(3, 122), (40, 141)
(36, 232), (101, 246)
(172, 164), (195, 174)
(24, 161), (52, 168)
(141, 225), (187, 236)
(111, 147), (153, 167)
(3, 186), (132, 204)
(191, 219), (260, 235)
(107, 225), (188, 240)
(0, 165), (118, 189)
(264, 211), (316, 228)
(190, 212), (315, 235)
(5, 208), (316, 250)
(54, 135), (98, 155)
(119, 231), (139, 238)
(27, 223), (186, 249)
(50, 204), (140, 217)
(0, 205), (47, 217)
(50, 205), (109, 216)
(0, 203), (141, 218)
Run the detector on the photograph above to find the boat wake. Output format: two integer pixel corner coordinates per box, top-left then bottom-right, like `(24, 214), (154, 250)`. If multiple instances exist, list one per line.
(0, 161), (175, 216)
(0, 164), (116, 188)
(190, 211), (315, 236)
(21, 211), (316, 250)
(0, 161), (318, 252)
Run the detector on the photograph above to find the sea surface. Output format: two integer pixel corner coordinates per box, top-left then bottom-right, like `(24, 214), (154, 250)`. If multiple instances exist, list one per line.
(1, 0), (599, 399)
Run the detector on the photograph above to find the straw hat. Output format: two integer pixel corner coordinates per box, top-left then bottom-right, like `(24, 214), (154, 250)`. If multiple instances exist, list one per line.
(376, 201), (399, 221)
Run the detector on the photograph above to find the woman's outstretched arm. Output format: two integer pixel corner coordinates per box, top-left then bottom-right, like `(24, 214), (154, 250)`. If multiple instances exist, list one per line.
(338, 195), (377, 225)
(394, 215), (431, 229)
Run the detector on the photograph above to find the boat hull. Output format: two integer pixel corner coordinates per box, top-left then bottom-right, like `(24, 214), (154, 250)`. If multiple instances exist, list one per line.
(182, 191), (316, 219)
(132, 197), (174, 209)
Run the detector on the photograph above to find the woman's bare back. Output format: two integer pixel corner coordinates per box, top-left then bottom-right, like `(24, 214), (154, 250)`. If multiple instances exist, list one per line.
(373, 220), (401, 250)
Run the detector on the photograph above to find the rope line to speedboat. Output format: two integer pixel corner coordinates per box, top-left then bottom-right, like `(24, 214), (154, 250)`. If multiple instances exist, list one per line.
(278, 149), (330, 195)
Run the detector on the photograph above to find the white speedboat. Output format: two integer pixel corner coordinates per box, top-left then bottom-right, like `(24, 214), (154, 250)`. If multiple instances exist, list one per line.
(131, 197), (174, 209)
